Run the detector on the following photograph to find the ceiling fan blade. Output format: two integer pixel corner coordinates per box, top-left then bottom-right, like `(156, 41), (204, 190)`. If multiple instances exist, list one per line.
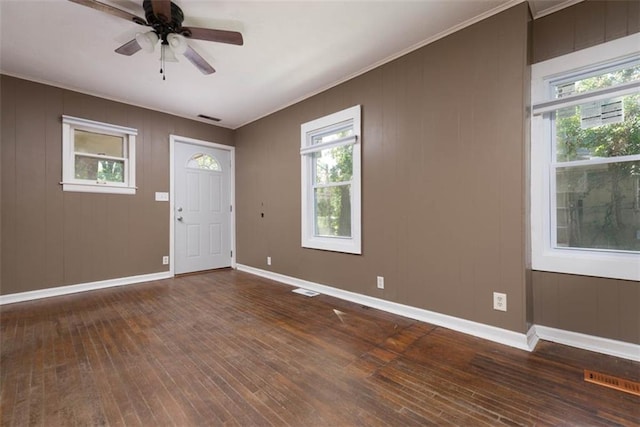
(182, 27), (244, 46)
(115, 39), (142, 56)
(183, 46), (216, 75)
(68, 0), (147, 25)
(150, 0), (171, 23)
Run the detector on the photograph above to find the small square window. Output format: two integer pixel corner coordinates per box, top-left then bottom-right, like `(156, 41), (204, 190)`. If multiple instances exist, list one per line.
(61, 116), (137, 195)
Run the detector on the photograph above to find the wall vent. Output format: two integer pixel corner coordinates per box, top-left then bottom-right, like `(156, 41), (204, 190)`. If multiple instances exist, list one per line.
(197, 114), (221, 122)
(584, 369), (640, 396)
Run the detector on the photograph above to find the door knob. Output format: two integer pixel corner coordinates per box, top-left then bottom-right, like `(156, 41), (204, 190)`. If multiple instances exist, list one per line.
(177, 216), (183, 221)
(177, 207), (183, 212)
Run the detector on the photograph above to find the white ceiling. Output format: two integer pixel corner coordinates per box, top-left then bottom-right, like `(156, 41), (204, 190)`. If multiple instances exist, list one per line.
(0, 0), (576, 129)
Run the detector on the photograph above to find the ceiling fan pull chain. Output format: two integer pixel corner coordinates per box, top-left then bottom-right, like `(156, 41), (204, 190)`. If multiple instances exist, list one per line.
(160, 43), (164, 77)
(160, 43), (166, 80)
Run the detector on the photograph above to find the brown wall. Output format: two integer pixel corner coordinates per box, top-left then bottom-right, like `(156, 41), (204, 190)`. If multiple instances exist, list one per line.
(235, 4), (531, 334)
(533, 272), (639, 343)
(530, 0), (640, 344)
(532, 0), (640, 63)
(0, 75), (233, 295)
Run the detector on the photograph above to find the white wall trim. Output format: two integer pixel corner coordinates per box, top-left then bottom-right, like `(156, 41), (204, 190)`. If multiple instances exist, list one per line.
(529, 0), (583, 19)
(0, 271), (173, 306)
(527, 325), (541, 350)
(534, 325), (640, 362)
(236, 264), (534, 352)
(237, 264), (640, 361)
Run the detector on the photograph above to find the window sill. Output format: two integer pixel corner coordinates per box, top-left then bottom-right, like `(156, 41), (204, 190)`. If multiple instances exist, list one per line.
(302, 236), (361, 255)
(532, 248), (640, 281)
(61, 182), (136, 195)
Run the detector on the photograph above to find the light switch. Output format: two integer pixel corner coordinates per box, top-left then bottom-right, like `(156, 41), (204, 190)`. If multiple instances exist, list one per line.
(155, 192), (169, 201)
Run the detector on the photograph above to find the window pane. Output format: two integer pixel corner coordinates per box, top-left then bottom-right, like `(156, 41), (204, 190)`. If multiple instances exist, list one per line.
(555, 93), (640, 162)
(74, 129), (124, 157)
(312, 126), (353, 145)
(553, 62), (640, 98)
(555, 161), (640, 251)
(75, 156), (125, 183)
(187, 153), (221, 171)
(314, 185), (351, 237)
(314, 145), (353, 184)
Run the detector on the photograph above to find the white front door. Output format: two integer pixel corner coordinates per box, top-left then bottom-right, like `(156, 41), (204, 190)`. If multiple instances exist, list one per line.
(174, 141), (232, 274)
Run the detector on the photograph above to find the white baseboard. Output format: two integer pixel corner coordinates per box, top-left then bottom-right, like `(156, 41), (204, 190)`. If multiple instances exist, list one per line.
(236, 264), (534, 352)
(4, 265), (637, 362)
(237, 264), (640, 361)
(0, 271), (173, 305)
(534, 325), (640, 362)
(527, 325), (541, 350)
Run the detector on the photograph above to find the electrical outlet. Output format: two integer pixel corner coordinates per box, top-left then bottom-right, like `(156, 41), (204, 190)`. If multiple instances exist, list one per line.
(377, 276), (384, 289)
(267, 256), (272, 266)
(493, 292), (507, 312)
(162, 256), (169, 265)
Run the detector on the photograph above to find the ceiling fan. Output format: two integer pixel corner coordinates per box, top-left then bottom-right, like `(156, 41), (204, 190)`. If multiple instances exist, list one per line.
(68, 0), (244, 76)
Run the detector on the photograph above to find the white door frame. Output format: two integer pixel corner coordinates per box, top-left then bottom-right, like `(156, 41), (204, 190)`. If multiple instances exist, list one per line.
(169, 134), (236, 275)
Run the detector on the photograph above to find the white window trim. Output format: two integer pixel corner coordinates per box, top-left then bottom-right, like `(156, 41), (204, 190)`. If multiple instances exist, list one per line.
(531, 33), (640, 281)
(300, 105), (362, 254)
(61, 115), (137, 195)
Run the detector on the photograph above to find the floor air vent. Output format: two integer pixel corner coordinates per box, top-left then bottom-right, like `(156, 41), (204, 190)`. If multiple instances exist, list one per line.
(292, 288), (320, 297)
(584, 369), (640, 396)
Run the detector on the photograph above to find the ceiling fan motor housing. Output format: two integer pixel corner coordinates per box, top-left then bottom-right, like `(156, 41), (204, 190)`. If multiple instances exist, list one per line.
(142, 0), (185, 42)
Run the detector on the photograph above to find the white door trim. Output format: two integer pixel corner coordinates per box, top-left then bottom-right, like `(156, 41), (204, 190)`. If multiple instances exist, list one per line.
(170, 135), (236, 275)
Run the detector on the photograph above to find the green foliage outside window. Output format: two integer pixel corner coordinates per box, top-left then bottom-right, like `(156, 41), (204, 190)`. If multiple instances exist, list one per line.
(75, 156), (125, 183)
(554, 68), (640, 251)
(314, 131), (354, 237)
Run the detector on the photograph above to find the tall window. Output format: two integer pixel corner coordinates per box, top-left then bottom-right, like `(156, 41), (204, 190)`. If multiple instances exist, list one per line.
(62, 116), (137, 194)
(300, 105), (361, 254)
(531, 34), (640, 281)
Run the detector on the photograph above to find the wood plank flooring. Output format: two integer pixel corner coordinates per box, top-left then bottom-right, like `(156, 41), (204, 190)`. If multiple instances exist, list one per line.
(1, 269), (639, 426)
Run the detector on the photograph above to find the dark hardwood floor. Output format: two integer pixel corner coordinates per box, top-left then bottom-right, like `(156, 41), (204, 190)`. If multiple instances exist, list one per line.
(1, 269), (639, 426)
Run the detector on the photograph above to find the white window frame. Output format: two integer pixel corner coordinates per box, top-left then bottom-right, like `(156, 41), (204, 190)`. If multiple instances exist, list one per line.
(531, 33), (640, 281)
(61, 115), (137, 195)
(300, 105), (362, 254)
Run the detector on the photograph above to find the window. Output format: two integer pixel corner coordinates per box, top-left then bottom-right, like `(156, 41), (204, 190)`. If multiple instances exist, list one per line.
(187, 153), (221, 171)
(301, 105), (361, 254)
(62, 115), (137, 194)
(531, 34), (640, 281)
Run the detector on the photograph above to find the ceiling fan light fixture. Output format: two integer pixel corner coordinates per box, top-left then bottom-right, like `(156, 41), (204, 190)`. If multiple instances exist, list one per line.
(135, 31), (158, 53)
(161, 44), (179, 62)
(167, 33), (188, 55)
